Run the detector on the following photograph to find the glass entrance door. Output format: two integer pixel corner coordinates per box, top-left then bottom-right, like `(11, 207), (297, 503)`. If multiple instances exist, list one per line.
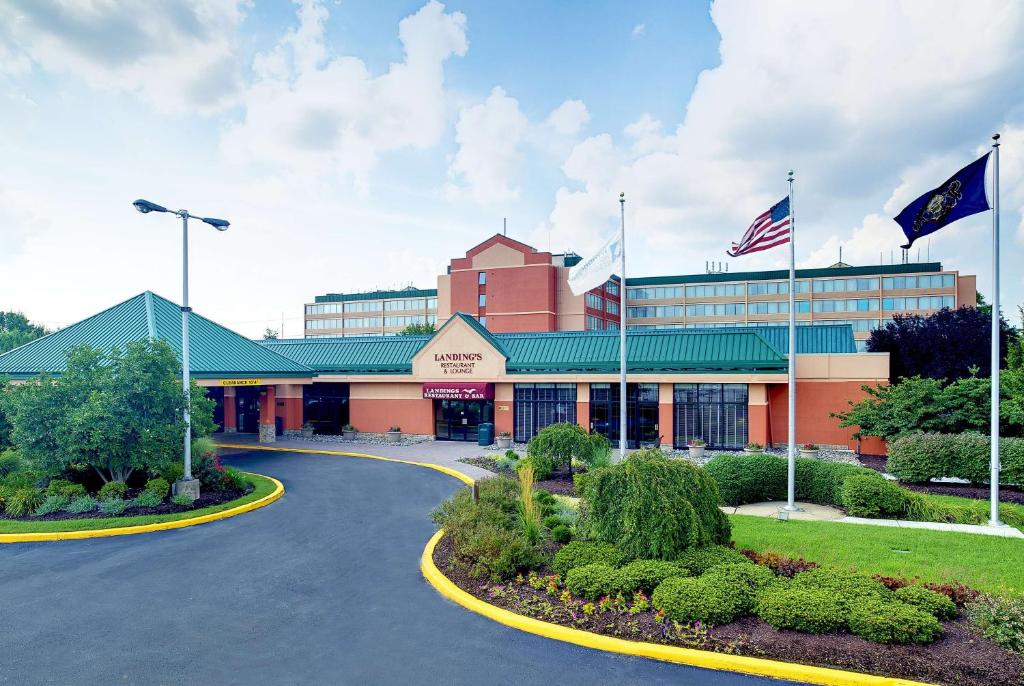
(236, 387), (261, 434)
(589, 383), (660, 449)
(435, 400), (493, 441)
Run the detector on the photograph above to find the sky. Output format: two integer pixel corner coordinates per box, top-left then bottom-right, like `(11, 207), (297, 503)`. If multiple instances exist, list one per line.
(1, 0), (1023, 338)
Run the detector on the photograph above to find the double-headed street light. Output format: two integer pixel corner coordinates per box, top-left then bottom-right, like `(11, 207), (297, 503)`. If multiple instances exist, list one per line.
(133, 199), (229, 491)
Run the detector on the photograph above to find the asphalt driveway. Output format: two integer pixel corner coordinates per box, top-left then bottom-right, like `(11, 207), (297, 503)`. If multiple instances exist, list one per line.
(0, 449), (800, 685)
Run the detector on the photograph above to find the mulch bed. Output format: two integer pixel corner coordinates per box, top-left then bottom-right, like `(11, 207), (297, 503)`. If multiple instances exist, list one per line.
(433, 535), (1023, 686)
(458, 457), (578, 496)
(0, 487), (249, 522)
(857, 455), (1024, 505)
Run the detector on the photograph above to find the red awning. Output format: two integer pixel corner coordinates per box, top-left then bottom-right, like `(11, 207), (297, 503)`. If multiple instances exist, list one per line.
(422, 382), (494, 400)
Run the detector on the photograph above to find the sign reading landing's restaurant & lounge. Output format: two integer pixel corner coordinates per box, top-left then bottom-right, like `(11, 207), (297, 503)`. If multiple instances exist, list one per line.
(434, 352), (483, 375)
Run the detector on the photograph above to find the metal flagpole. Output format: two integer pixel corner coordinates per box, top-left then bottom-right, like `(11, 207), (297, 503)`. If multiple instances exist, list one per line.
(990, 134), (1003, 527)
(785, 171), (799, 512)
(619, 192), (627, 459)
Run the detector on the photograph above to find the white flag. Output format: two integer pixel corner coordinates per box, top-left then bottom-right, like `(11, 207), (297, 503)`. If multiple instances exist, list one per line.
(568, 230), (622, 296)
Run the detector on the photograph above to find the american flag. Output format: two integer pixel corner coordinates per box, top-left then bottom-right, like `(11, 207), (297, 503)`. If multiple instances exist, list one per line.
(728, 196), (791, 257)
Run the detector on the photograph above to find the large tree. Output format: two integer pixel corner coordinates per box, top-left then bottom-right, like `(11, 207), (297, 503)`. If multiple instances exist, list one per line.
(5, 340), (214, 482)
(866, 306), (1018, 382)
(0, 312), (47, 354)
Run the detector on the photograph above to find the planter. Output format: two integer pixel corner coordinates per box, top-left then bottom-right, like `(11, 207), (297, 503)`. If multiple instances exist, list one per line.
(799, 449), (820, 459)
(385, 431), (402, 444)
(743, 448), (763, 454)
(496, 436), (512, 449)
(688, 446), (706, 459)
(342, 430), (357, 440)
(300, 427), (314, 439)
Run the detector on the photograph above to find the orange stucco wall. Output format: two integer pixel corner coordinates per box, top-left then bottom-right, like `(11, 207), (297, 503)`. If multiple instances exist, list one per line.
(350, 398), (435, 435)
(576, 400), (590, 432)
(749, 403), (770, 446)
(223, 387), (237, 431)
(768, 381), (880, 450)
(259, 385), (275, 427)
(658, 403), (673, 447)
(276, 397), (303, 431)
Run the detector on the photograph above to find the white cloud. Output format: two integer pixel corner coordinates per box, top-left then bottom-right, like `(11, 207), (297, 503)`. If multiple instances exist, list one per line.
(631, 23), (645, 38)
(546, 99), (590, 136)
(540, 0), (1024, 299)
(222, 0), (468, 192)
(0, 0), (247, 113)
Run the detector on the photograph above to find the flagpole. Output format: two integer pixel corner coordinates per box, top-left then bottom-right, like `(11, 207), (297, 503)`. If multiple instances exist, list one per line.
(990, 134), (1003, 527)
(785, 170), (799, 512)
(619, 192), (627, 460)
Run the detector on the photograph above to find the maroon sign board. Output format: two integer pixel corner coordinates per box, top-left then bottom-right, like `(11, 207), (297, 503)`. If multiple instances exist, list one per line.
(422, 382), (495, 401)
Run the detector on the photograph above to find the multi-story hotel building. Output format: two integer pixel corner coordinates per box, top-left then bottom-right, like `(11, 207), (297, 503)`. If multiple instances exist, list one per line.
(305, 234), (976, 351)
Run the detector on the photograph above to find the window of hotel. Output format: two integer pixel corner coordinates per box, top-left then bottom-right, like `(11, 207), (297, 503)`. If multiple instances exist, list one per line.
(685, 302), (746, 317)
(822, 318), (880, 332)
(384, 298), (428, 311)
(883, 295), (954, 311)
(627, 286), (684, 300)
(478, 272), (487, 285)
(747, 281), (788, 296)
(513, 384), (577, 443)
(479, 316), (487, 328)
(605, 281), (620, 296)
(812, 277), (880, 293)
(606, 320), (619, 330)
(882, 274), (955, 290)
(747, 301), (789, 315)
(606, 301), (619, 315)
(628, 305), (684, 319)
(343, 301), (383, 313)
(306, 319), (343, 330)
(306, 303), (343, 315)
(586, 315), (604, 330)
(478, 293), (486, 307)
(384, 315), (432, 327)
(673, 384), (748, 449)
(586, 293), (604, 310)
(811, 298), (879, 313)
(426, 298), (438, 310)
(685, 283), (746, 298)
(342, 317), (383, 329)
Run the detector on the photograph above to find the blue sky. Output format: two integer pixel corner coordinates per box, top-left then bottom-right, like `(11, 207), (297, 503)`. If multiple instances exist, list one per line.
(1, 1), (1022, 337)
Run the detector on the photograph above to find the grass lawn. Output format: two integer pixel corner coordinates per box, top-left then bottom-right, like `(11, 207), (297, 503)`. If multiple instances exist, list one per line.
(730, 514), (1024, 597)
(0, 472), (277, 534)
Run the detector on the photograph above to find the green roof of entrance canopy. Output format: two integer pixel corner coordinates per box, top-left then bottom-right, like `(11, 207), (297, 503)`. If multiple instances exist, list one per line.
(0, 292), (313, 380)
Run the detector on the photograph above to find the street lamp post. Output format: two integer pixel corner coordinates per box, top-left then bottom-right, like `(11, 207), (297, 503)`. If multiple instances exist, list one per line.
(133, 199), (229, 495)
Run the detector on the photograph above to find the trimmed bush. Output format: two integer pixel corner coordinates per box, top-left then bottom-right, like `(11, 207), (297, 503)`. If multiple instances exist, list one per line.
(675, 545), (750, 575)
(553, 541), (626, 577)
(4, 487), (43, 516)
(577, 448), (730, 560)
(222, 467), (249, 491)
(171, 493), (195, 507)
(550, 524), (572, 543)
(98, 480), (128, 501)
(0, 449), (23, 478)
(894, 585), (957, 620)
(144, 477), (170, 499)
(34, 494), (71, 516)
(704, 454), (787, 506)
(542, 514), (567, 530)
(522, 423), (595, 479)
(97, 498), (129, 515)
(131, 490), (163, 508)
(791, 568), (892, 611)
(756, 587), (846, 634)
(839, 474), (908, 518)
(795, 459), (872, 505)
(889, 432), (1024, 486)
(45, 479), (87, 499)
(848, 599), (942, 644)
(652, 576), (743, 625)
(616, 559), (689, 595)
(65, 495), (97, 513)
(565, 563), (620, 600)
(967, 594), (1024, 654)
(702, 563), (778, 614)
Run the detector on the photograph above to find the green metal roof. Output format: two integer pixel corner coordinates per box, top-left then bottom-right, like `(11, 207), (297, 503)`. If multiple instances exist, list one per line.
(0, 292), (313, 380)
(682, 325), (856, 354)
(261, 335), (430, 374)
(314, 287), (437, 304)
(625, 262), (944, 287)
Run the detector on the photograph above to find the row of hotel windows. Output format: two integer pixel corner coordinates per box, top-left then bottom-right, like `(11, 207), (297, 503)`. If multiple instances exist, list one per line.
(586, 315), (619, 330)
(632, 318), (891, 333)
(306, 315), (437, 330)
(585, 292), (619, 315)
(628, 295), (954, 319)
(626, 274), (955, 301)
(305, 298), (438, 315)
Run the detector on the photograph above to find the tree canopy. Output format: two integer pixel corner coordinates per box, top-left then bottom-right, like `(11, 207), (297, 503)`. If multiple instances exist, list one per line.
(0, 312), (47, 354)
(866, 306), (1018, 382)
(398, 322), (436, 336)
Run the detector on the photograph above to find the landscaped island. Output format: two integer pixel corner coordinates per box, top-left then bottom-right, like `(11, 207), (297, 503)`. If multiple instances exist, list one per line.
(434, 434), (1024, 685)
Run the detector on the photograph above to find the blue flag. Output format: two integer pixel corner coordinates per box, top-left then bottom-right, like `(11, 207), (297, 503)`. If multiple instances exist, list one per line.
(894, 153), (991, 248)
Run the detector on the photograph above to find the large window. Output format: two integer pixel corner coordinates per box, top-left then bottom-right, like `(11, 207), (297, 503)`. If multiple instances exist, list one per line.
(627, 286), (684, 300)
(478, 272), (487, 285)
(343, 300), (383, 313)
(882, 274), (955, 290)
(811, 298), (879, 313)
(303, 384), (349, 435)
(478, 293), (487, 307)
(685, 302), (746, 317)
(586, 293), (604, 310)
(605, 281), (620, 296)
(306, 303), (342, 315)
(585, 314), (604, 330)
(685, 283), (746, 298)
(813, 277), (880, 293)
(384, 298), (428, 311)
(342, 317), (382, 329)
(606, 300), (620, 315)
(306, 318), (342, 330)
(748, 301), (788, 315)
(628, 305), (685, 319)
(883, 295), (954, 311)
(384, 315), (434, 327)
(513, 384), (577, 443)
(673, 384), (748, 449)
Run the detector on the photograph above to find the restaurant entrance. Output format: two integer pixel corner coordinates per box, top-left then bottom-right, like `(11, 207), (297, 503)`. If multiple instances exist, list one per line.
(434, 399), (494, 441)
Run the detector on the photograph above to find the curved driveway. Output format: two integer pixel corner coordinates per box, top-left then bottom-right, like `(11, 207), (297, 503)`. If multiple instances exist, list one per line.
(1, 449), (799, 685)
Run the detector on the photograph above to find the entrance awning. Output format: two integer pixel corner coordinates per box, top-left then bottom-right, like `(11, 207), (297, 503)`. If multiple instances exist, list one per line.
(422, 382), (494, 400)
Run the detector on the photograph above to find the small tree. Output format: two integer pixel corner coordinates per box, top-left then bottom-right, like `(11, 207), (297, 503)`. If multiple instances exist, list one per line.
(262, 328), (279, 340)
(7, 340), (215, 482)
(398, 322), (436, 336)
(0, 312), (47, 354)
(523, 422), (595, 478)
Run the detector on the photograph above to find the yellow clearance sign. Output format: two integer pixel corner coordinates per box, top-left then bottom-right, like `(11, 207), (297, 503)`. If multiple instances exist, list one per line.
(220, 379), (262, 387)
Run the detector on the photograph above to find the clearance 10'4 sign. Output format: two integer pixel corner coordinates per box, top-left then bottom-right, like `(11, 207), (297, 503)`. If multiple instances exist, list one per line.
(434, 352), (483, 376)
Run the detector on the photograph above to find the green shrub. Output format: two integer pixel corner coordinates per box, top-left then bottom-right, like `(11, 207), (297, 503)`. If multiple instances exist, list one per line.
(98, 497), (129, 515)
(652, 576), (743, 625)
(565, 563), (620, 599)
(34, 494), (70, 516)
(0, 449), (22, 478)
(98, 480), (128, 501)
(894, 585), (958, 620)
(791, 568), (892, 611)
(158, 461), (185, 484)
(221, 467), (249, 491)
(675, 545), (750, 575)
(171, 493), (195, 507)
(523, 423), (594, 479)
(616, 559), (689, 595)
(576, 448), (730, 560)
(4, 487), (43, 516)
(542, 514), (567, 529)
(839, 474), (908, 518)
(192, 453), (226, 490)
(496, 451), (519, 471)
(847, 598), (942, 644)
(756, 587), (846, 634)
(65, 495), (98, 513)
(144, 477), (170, 499)
(45, 478), (87, 499)
(889, 433), (1024, 486)
(550, 524), (572, 543)
(702, 563), (778, 614)
(553, 540), (625, 576)
(795, 459), (872, 505)
(967, 594), (1024, 654)
(704, 454), (787, 505)
(130, 490), (163, 508)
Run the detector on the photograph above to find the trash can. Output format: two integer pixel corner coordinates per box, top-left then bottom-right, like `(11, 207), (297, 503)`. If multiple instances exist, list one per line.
(478, 422), (495, 446)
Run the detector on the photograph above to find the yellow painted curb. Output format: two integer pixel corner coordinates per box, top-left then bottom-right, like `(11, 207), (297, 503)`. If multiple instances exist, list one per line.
(0, 473), (284, 544)
(420, 530), (934, 686)
(215, 442), (476, 486)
